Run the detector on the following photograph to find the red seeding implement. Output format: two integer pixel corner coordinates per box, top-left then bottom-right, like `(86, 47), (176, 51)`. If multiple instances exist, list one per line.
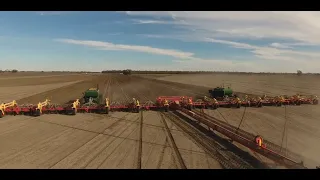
(2, 93), (316, 118)
(0, 92), (317, 169)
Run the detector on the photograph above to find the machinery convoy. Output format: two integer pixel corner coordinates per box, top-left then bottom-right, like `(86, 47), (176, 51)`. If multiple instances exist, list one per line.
(0, 85), (318, 169)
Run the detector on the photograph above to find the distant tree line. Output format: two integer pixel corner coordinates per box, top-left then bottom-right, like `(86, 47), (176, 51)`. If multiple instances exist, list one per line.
(100, 69), (320, 75)
(0, 69), (19, 73)
(0, 69), (317, 76)
(122, 69), (132, 75)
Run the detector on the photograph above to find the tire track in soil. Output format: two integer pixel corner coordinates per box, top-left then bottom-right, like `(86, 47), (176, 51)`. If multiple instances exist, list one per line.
(46, 76), (130, 168)
(192, 111), (268, 168)
(138, 79), (205, 168)
(110, 76), (146, 169)
(155, 110), (177, 169)
(113, 76), (131, 104)
(163, 112), (253, 169)
(159, 112), (187, 169)
(163, 112), (232, 169)
(196, 108), (302, 165)
(147, 79), (214, 168)
(137, 111), (143, 169)
(93, 115), (141, 169)
(110, 76), (177, 169)
(126, 77), (182, 168)
(130, 76), (209, 168)
(44, 112), (135, 169)
(139, 112), (178, 169)
(73, 75), (138, 169)
(156, 137), (169, 169)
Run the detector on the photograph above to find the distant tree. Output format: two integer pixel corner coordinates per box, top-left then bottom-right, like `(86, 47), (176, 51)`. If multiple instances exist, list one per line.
(11, 69), (18, 73)
(297, 70), (302, 76)
(123, 69), (132, 75)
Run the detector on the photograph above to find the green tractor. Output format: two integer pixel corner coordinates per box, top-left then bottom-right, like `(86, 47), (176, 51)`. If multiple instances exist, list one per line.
(209, 83), (234, 100)
(80, 84), (103, 105)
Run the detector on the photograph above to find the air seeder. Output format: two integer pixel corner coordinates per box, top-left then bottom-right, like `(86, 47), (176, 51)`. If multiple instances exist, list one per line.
(0, 87), (318, 169)
(1, 91), (318, 118)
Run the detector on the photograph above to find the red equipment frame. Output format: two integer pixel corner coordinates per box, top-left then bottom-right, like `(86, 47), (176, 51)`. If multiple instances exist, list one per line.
(176, 108), (306, 169)
(0, 95), (311, 168)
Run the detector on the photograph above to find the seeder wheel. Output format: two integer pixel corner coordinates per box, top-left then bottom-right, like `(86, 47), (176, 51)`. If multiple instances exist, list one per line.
(106, 107), (109, 114)
(71, 109), (76, 115)
(212, 104), (218, 109)
(65, 109), (76, 115)
(34, 109), (41, 117)
(164, 106), (169, 112)
(236, 103), (241, 108)
(0, 112), (3, 118)
(313, 99), (319, 105)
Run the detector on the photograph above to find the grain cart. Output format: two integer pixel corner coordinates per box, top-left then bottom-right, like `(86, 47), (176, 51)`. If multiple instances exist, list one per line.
(80, 85), (103, 105)
(208, 86), (233, 100)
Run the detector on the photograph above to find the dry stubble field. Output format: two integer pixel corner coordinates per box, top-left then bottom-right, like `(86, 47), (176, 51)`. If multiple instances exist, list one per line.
(0, 72), (319, 168)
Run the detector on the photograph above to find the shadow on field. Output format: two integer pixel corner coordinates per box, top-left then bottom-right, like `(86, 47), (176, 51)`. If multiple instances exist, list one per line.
(172, 111), (269, 169)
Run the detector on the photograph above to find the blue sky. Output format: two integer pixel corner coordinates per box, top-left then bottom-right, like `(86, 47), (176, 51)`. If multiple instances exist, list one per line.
(1, 11), (320, 72)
